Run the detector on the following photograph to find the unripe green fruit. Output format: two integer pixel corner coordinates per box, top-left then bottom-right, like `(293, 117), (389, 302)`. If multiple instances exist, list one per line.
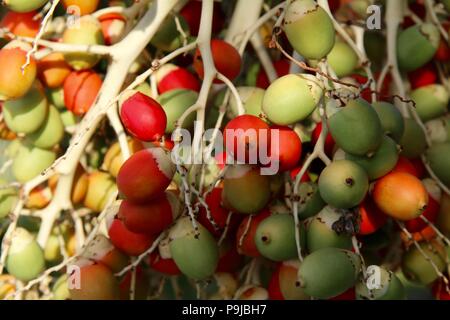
(328, 98), (383, 156)
(327, 41), (358, 77)
(0, 179), (18, 219)
(62, 16), (105, 70)
(298, 248), (361, 299)
(52, 274), (70, 300)
(399, 119), (427, 158)
(426, 142), (450, 188)
(401, 241), (446, 285)
(6, 228), (45, 282)
(12, 142), (57, 183)
(44, 235), (63, 265)
(222, 165), (271, 214)
(157, 89), (198, 133)
(60, 110), (79, 128)
(150, 14), (189, 52)
(443, 0), (450, 12)
(318, 160), (369, 209)
(229, 87), (265, 118)
(262, 74), (323, 125)
(3, 0), (48, 13)
(46, 87), (65, 110)
(3, 82), (48, 134)
(296, 182), (326, 219)
(425, 116), (450, 144)
(255, 213), (297, 261)
(410, 84), (449, 122)
(26, 105), (64, 149)
(346, 136), (399, 180)
(372, 101), (405, 143)
(169, 217), (219, 280)
(355, 266), (405, 300)
(397, 23), (439, 72)
(284, 0), (335, 60)
(305, 206), (352, 253)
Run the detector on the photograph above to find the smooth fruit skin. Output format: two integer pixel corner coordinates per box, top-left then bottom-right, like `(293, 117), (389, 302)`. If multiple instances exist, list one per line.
(64, 70), (103, 115)
(0, 179), (18, 219)
(6, 228), (45, 282)
(397, 24), (439, 72)
(372, 101), (405, 143)
(357, 196), (387, 235)
(305, 206), (352, 253)
(62, 16), (105, 70)
(3, 0), (48, 13)
(296, 182), (326, 219)
(345, 136), (399, 180)
(3, 82), (48, 134)
(222, 165), (271, 214)
(0, 47), (37, 100)
(69, 261), (120, 300)
(298, 248), (361, 299)
(328, 98), (383, 156)
(26, 105), (64, 149)
(411, 84), (449, 122)
(426, 143), (450, 187)
(283, 0), (335, 60)
(157, 66), (200, 94)
(318, 160), (369, 209)
(194, 39), (242, 83)
(150, 14), (189, 52)
(62, 0), (100, 15)
(0, 11), (41, 37)
(236, 209), (271, 257)
(327, 41), (358, 77)
(101, 139), (144, 178)
(223, 115), (271, 164)
(373, 172), (428, 221)
(98, 12), (126, 45)
(229, 87), (265, 118)
(83, 171), (117, 212)
(405, 193), (439, 232)
(116, 148), (175, 203)
(12, 142), (56, 183)
(169, 217), (219, 280)
(268, 261), (310, 300)
(263, 74), (323, 125)
(399, 119), (428, 158)
(157, 89), (198, 133)
(148, 252), (181, 276)
(269, 125), (302, 172)
(255, 213), (297, 261)
(37, 53), (72, 89)
(120, 92), (167, 142)
(401, 241), (446, 285)
(118, 191), (178, 235)
(355, 266), (405, 300)
(108, 217), (155, 256)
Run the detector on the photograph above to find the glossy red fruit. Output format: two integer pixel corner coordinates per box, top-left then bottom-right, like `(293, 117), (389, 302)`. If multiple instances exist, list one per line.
(357, 196), (388, 235)
(290, 166), (311, 182)
(193, 39), (242, 84)
(148, 251), (181, 275)
(268, 125), (302, 172)
(410, 158), (426, 179)
(311, 122), (335, 156)
(0, 11), (41, 37)
(64, 70), (102, 115)
(118, 191), (178, 235)
(156, 64), (200, 94)
(108, 217), (155, 256)
(180, 0), (224, 36)
(433, 279), (450, 300)
(268, 260), (309, 300)
(197, 188), (241, 238)
(391, 156), (419, 177)
(120, 92), (167, 142)
(352, 73), (391, 102)
(405, 194), (440, 233)
(407, 64), (437, 89)
(435, 38), (450, 62)
(216, 240), (243, 273)
(256, 59), (290, 89)
(223, 115), (270, 164)
(116, 148), (175, 203)
(235, 209), (271, 257)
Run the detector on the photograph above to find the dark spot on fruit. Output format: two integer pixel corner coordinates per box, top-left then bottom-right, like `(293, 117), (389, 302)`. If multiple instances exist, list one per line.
(345, 178), (354, 186)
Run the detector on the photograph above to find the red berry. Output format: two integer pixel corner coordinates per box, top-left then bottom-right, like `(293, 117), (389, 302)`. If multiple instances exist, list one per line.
(357, 196), (388, 235)
(64, 70), (103, 115)
(157, 66), (200, 94)
(268, 125), (302, 172)
(120, 92), (167, 142)
(108, 218), (155, 256)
